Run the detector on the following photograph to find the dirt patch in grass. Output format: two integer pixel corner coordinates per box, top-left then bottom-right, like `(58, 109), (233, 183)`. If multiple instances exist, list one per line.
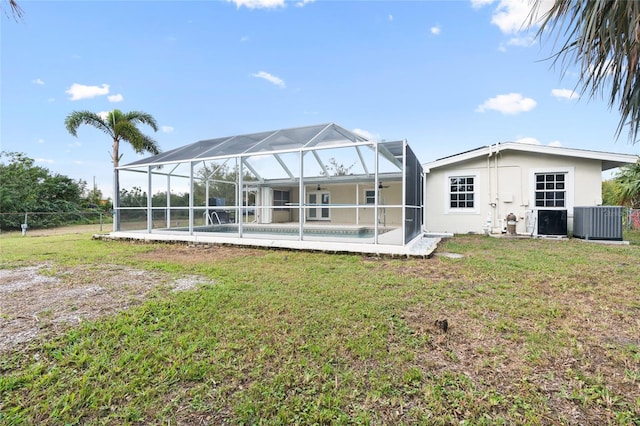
(135, 243), (267, 264)
(0, 222), (268, 354)
(0, 237), (265, 355)
(0, 264), (212, 354)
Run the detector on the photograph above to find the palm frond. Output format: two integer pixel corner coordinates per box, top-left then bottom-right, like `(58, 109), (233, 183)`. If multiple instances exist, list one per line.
(65, 111), (113, 138)
(115, 122), (160, 156)
(2, 0), (24, 20)
(533, 0), (640, 142)
(123, 111), (159, 133)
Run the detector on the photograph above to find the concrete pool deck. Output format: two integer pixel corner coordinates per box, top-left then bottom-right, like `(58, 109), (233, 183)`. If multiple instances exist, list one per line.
(94, 230), (441, 258)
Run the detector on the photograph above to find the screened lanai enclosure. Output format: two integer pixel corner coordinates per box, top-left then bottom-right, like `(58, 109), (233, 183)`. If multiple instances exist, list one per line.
(115, 123), (423, 247)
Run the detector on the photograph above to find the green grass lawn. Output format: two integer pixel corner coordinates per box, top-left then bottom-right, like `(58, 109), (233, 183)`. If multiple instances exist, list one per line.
(0, 231), (639, 425)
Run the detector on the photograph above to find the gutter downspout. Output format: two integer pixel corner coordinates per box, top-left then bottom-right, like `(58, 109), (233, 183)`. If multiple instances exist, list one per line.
(495, 143), (500, 233)
(486, 144), (493, 234)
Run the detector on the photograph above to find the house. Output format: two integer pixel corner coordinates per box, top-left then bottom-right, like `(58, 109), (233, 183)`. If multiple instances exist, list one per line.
(109, 125), (638, 255)
(423, 143), (638, 236)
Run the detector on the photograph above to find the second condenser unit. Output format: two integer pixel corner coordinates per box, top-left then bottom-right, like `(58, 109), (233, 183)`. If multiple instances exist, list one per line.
(573, 206), (623, 241)
(537, 209), (567, 236)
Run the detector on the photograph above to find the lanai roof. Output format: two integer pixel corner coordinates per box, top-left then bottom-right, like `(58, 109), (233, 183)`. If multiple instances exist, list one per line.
(120, 123), (407, 184)
(123, 123), (403, 167)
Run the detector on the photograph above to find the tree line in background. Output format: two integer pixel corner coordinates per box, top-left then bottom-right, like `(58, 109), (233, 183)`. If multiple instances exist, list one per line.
(0, 152), (110, 231)
(119, 162), (257, 209)
(0, 149), (257, 231)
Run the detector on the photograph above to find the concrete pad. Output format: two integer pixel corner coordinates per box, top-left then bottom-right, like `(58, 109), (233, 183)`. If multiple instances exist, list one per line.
(94, 231), (441, 258)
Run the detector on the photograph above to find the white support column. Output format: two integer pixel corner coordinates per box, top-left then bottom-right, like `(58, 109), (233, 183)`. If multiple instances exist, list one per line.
(299, 150), (305, 241)
(166, 174), (171, 228)
(402, 140), (407, 245)
(189, 162), (194, 235)
(205, 176), (210, 226)
(113, 168), (120, 232)
(238, 156), (244, 238)
(147, 165), (153, 233)
(374, 141), (379, 244)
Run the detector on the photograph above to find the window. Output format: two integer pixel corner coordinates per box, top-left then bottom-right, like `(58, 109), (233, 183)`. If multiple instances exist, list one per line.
(535, 173), (565, 207)
(273, 189), (290, 211)
(449, 176), (474, 209)
(365, 189), (375, 205)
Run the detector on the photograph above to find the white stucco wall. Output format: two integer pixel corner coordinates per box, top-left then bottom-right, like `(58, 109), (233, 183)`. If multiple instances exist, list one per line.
(424, 151), (604, 235)
(265, 182), (404, 226)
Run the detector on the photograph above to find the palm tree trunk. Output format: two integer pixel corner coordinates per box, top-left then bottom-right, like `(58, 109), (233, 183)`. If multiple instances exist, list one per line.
(113, 170), (120, 232)
(112, 138), (120, 231)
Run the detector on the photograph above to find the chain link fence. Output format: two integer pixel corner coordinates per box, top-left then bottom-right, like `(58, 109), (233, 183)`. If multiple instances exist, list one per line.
(623, 208), (640, 230)
(0, 211), (112, 233)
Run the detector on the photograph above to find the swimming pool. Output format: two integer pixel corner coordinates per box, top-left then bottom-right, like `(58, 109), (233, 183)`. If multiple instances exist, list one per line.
(164, 223), (392, 238)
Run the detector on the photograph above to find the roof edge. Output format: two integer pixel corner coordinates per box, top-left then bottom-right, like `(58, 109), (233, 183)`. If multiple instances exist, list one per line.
(423, 142), (638, 172)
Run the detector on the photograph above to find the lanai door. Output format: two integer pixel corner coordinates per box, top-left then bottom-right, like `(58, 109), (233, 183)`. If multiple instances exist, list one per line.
(307, 192), (330, 220)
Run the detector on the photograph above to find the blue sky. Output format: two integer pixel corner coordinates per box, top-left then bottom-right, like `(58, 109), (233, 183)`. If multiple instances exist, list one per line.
(2, 0), (638, 198)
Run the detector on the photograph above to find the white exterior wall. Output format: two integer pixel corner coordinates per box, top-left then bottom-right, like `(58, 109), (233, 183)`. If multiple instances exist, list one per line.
(424, 151), (605, 235)
(266, 182), (403, 226)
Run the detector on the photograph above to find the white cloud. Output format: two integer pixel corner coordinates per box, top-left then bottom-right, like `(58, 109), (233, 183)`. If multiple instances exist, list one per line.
(97, 111), (110, 121)
(161, 125), (175, 133)
(73, 160), (85, 165)
(548, 140), (563, 147)
(489, 0), (534, 34)
(476, 93), (537, 114)
(66, 83), (110, 101)
(515, 136), (541, 145)
(473, 0), (553, 35)
(388, 14), (393, 22)
(498, 35), (535, 52)
(252, 71), (286, 88)
(295, 0), (315, 7)
(431, 25), (441, 35)
(470, 0), (495, 9)
(352, 128), (378, 140)
(506, 34), (535, 47)
(228, 0), (285, 9)
(37, 138), (45, 144)
(35, 158), (54, 164)
(32, 78), (45, 85)
(108, 94), (124, 102)
(240, 35), (249, 42)
(67, 140), (82, 148)
(551, 88), (580, 100)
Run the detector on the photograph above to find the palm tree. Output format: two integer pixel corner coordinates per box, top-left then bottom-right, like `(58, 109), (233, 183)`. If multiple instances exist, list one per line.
(531, 1), (640, 142)
(616, 161), (640, 208)
(65, 109), (160, 231)
(65, 109), (160, 168)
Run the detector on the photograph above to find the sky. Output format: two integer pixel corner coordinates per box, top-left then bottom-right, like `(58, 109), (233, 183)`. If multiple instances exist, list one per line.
(2, 0), (639, 198)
